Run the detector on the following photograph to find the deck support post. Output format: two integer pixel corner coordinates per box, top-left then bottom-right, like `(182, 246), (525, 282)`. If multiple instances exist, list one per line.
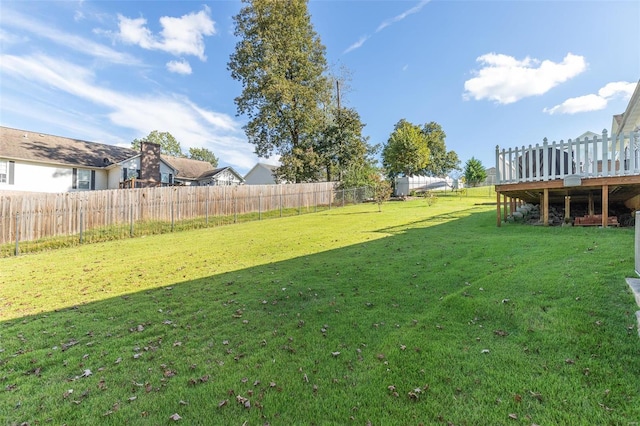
(602, 185), (609, 227)
(564, 196), (571, 222)
(543, 188), (549, 226)
(588, 192), (595, 216)
(503, 194), (508, 221)
(496, 191), (501, 227)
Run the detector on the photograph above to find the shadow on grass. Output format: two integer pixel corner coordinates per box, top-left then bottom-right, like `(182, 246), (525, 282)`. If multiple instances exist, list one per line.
(2, 209), (639, 425)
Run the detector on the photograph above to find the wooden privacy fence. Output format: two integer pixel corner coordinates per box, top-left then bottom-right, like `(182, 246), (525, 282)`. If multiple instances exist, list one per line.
(1, 183), (371, 247)
(496, 130), (640, 184)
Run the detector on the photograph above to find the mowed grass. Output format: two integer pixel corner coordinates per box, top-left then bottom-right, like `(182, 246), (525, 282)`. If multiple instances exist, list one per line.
(1, 191), (639, 425)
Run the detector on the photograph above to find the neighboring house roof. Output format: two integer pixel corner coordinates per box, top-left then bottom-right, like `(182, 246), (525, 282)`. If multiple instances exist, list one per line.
(612, 79), (640, 136)
(162, 155), (214, 181)
(0, 126), (136, 168)
(200, 166), (245, 182)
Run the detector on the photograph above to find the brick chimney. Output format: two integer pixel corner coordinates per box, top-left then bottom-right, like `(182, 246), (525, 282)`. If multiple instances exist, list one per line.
(140, 142), (161, 183)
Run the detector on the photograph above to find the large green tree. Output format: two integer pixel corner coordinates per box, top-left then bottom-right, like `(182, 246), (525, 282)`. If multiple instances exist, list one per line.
(382, 119), (430, 179)
(463, 157), (487, 187)
(132, 130), (184, 157)
(421, 122), (460, 177)
(317, 106), (372, 182)
(228, 0), (331, 183)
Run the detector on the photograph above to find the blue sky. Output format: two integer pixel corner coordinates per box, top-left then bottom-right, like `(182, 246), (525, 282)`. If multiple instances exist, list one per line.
(1, 0), (638, 175)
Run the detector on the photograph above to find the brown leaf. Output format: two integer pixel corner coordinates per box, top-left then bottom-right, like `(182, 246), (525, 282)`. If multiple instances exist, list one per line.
(218, 399), (228, 408)
(514, 394), (522, 403)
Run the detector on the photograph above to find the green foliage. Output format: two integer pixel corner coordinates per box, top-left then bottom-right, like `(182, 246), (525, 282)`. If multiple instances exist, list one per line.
(371, 174), (392, 211)
(421, 122), (460, 177)
(131, 130), (184, 157)
(229, 0), (331, 183)
(382, 119), (430, 178)
(317, 107), (373, 183)
(381, 120), (459, 180)
(188, 147), (219, 168)
(464, 157), (488, 187)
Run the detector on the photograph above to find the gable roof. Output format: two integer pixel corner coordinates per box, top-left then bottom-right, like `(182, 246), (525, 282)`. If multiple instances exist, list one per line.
(612, 79), (640, 136)
(200, 166), (245, 182)
(1, 126), (136, 168)
(162, 155), (214, 180)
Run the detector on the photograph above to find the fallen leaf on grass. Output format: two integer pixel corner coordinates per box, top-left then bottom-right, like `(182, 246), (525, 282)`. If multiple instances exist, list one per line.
(331, 351), (340, 357)
(508, 413), (518, 420)
(218, 399), (228, 408)
(169, 413), (182, 421)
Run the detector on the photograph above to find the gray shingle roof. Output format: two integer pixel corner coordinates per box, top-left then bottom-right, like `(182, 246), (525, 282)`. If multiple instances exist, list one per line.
(0, 126), (136, 168)
(161, 155), (214, 180)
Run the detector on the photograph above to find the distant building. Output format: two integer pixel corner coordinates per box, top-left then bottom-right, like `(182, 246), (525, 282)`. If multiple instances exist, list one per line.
(244, 163), (279, 185)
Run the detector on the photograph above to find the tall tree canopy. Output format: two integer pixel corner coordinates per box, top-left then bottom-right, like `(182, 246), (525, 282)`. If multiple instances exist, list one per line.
(188, 147), (219, 168)
(317, 106), (373, 183)
(132, 130), (184, 157)
(228, 0), (331, 183)
(131, 131), (219, 167)
(463, 157), (487, 187)
(381, 120), (459, 179)
(382, 120), (430, 179)
(421, 122), (460, 177)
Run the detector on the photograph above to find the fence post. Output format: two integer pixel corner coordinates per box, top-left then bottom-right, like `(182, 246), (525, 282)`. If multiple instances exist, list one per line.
(298, 191), (302, 215)
(14, 212), (20, 256)
(130, 203), (134, 237)
(342, 189), (345, 207)
(280, 190), (283, 218)
(314, 190), (317, 213)
(205, 190), (209, 226)
(171, 198), (175, 232)
(329, 189), (332, 210)
(234, 197), (238, 223)
(259, 192), (262, 220)
(80, 210), (84, 244)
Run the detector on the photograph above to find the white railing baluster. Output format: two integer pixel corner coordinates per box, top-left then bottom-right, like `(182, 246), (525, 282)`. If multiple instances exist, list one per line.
(542, 140), (549, 181)
(515, 146), (520, 181)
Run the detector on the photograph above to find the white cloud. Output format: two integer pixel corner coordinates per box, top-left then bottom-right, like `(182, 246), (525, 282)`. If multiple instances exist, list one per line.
(0, 53), (256, 171)
(376, 0), (431, 32)
(343, 36), (369, 54)
(117, 6), (215, 61)
(166, 59), (192, 75)
(543, 81), (637, 115)
(0, 9), (141, 66)
(463, 52), (587, 104)
(344, 0), (430, 54)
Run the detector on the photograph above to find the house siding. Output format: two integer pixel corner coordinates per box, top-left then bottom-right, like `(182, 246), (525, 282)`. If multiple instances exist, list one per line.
(0, 160), (109, 193)
(244, 164), (277, 185)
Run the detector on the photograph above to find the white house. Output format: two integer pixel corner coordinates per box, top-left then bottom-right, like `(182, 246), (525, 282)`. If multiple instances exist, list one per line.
(0, 126), (242, 193)
(244, 163), (279, 185)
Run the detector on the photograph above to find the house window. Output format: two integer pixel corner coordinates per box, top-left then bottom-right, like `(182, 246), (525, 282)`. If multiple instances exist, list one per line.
(77, 169), (91, 189)
(0, 160), (15, 185)
(123, 168), (141, 181)
(0, 160), (7, 183)
(73, 168), (96, 190)
(161, 172), (173, 184)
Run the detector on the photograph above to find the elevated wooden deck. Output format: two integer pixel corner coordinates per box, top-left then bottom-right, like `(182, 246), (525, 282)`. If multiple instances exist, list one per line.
(495, 130), (640, 227)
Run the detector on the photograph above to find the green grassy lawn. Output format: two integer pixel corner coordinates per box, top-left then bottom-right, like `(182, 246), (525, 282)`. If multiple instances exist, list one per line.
(1, 191), (639, 425)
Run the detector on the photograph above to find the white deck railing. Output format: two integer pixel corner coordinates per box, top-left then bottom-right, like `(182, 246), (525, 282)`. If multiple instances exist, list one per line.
(496, 130), (640, 184)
